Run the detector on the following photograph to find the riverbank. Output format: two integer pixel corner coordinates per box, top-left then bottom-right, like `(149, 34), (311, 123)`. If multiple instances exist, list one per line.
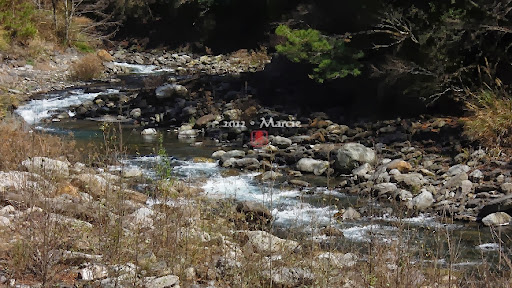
(3, 47), (512, 287)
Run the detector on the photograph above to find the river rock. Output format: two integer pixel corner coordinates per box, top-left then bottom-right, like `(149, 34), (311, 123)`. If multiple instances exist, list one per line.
(97, 49), (114, 62)
(261, 171), (282, 181)
(236, 201), (272, 226)
(336, 143), (376, 172)
(352, 163), (372, 179)
(270, 135), (292, 148)
(393, 173), (425, 190)
(315, 252), (357, 269)
(145, 275), (180, 288)
(130, 108), (142, 118)
(409, 190), (434, 211)
(501, 183), (512, 194)
(122, 167), (143, 178)
(341, 207), (361, 220)
(78, 263), (109, 280)
(223, 109), (241, 120)
(469, 169), (484, 182)
(22, 157), (70, 177)
(212, 150), (226, 159)
(238, 230), (299, 255)
(141, 128), (157, 136)
(178, 129), (199, 139)
(296, 158), (329, 176)
(221, 150), (246, 162)
(263, 267), (314, 287)
(195, 114), (217, 127)
(386, 159), (412, 173)
(482, 212), (512, 226)
(155, 84), (188, 99)
(444, 172), (468, 189)
(373, 183), (398, 197)
(235, 157), (260, 168)
(320, 226), (344, 236)
(289, 179), (311, 187)
(447, 164), (470, 176)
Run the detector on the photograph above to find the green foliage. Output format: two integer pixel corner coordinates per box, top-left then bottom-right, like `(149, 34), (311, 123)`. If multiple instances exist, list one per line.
(0, 0), (37, 41)
(74, 41), (95, 53)
(275, 25), (363, 83)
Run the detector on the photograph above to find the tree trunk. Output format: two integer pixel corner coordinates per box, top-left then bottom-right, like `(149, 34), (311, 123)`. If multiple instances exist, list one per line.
(51, 0), (57, 31)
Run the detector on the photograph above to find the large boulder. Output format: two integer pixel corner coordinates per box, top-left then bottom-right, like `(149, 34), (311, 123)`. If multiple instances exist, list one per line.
(155, 84), (188, 99)
(408, 190), (434, 211)
(482, 212), (512, 226)
(22, 157), (70, 178)
(336, 143), (376, 172)
(296, 158), (329, 176)
(237, 230), (299, 255)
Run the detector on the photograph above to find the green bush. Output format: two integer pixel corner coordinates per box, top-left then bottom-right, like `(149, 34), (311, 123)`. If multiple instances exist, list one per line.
(0, 0), (37, 41)
(275, 24), (363, 83)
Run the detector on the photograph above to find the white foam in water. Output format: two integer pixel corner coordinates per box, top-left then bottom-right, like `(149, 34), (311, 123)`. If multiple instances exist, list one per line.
(342, 224), (398, 243)
(272, 203), (338, 228)
(15, 89), (119, 124)
(113, 62), (174, 74)
(173, 160), (219, 178)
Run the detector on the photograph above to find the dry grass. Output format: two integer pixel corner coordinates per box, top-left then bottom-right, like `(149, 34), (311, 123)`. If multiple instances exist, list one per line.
(463, 90), (512, 147)
(229, 47), (271, 67)
(0, 116), (78, 170)
(69, 53), (104, 81)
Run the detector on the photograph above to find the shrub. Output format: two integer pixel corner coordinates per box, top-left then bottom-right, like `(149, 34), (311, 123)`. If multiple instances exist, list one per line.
(463, 90), (512, 147)
(0, 116), (77, 170)
(275, 24), (363, 83)
(0, 0), (37, 42)
(69, 53), (104, 81)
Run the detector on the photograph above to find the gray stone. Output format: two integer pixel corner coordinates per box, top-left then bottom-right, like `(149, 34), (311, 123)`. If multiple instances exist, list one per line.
(373, 183), (398, 197)
(129, 108), (141, 118)
(261, 171), (282, 181)
(211, 150), (226, 159)
(269, 135), (292, 148)
(122, 167), (143, 178)
(296, 158), (329, 176)
(342, 207), (361, 220)
(336, 143), (376, 172)
(352, 163), (372, 179)
(444, 172), (468, 189)
(469, 169), (484, 181)
(221, 150), (246, 162)
(393, 173), (425, 190)
(482, 212), (512, 226)
(238, 230), (299, 255)
(447, 164), (470, 176)
(145, 275), (180, 288)
(501, 183), (512, 194)
(235, 158), (260, 168)
(22, 157), (69, 177)
(196, 114), (217, 127)
(315, 252), (357, 269)
(409, 190), (434, 211)
(141, 128), (157, 136)
(77, 263), (108, 281)
(223, 109), (241, 120)
(263, 267), (314, 287)
(155, 84), (188, 99)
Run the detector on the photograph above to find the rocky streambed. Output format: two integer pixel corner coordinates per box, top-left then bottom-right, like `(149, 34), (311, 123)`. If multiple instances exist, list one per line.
(7, 48), (512, 286)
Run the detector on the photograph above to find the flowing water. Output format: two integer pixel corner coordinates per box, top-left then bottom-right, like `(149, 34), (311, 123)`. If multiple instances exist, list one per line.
(14, 63), (512, 270)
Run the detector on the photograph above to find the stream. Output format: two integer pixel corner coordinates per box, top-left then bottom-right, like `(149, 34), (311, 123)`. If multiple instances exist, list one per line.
(14, 63), (511, 270)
